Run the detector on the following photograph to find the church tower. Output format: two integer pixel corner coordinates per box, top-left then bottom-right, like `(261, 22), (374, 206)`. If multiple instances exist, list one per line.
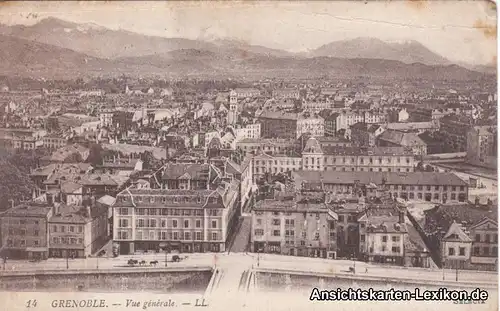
(227, 90), (238, 125)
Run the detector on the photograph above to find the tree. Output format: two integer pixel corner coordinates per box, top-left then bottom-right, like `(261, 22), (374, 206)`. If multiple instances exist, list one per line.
(0, 157), (35, 211)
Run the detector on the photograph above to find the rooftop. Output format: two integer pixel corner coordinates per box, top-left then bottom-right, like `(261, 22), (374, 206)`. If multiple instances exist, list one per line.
(294, 171), (469, 186)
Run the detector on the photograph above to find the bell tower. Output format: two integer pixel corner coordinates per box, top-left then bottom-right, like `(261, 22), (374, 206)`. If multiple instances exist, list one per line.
(228, 90), (238, 125)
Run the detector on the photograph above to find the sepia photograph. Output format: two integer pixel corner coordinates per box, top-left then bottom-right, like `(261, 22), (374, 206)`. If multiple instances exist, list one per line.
(0, 1), (497, 310)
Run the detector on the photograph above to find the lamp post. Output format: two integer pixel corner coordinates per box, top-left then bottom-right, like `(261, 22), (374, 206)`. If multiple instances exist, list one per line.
(66, 252), (69, 270)
(442, 259), (445, 281)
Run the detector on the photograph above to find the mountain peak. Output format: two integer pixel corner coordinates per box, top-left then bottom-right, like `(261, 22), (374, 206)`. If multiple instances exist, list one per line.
(35, 17), (77, 28)
(311, 37), (450, 65)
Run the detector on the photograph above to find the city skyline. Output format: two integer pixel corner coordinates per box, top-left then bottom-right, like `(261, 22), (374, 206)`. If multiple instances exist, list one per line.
(0, 1), (496, 65)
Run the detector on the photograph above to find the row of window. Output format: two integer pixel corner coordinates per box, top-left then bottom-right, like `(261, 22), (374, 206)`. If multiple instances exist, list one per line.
(254, 229), (321, 240)
(118, 230), (218, 241)
(118, 208), (218, 216)
(5, 219), (40, 225)
(369, 246), (402, 253)
(392, 192), (466, 201)
(52, 225), (84, 233)
(5, 239), (40, 247)
(473, 246), (497, 256)
(119, 196), (219, 205)
(52, 237), (83, 245)
(474, 233), (498, 243)
(391, 185), (465, 191)
(7, 228), (39, 236)
(130, 218), (217, 229)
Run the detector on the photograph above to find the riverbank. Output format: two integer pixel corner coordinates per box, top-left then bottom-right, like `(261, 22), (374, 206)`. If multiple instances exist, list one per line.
(0, 267), (213, 293)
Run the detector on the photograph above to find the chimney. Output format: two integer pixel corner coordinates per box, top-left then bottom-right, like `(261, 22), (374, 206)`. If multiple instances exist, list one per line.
(53, 202), (59, 215)
(398, 209), (405, 224)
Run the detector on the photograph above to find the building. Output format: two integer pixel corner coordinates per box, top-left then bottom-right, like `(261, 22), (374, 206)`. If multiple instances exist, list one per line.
(384, 121), (439, 134)
(233, 88), (261, 99)
(40, 144), (90, 166)
(12, 136), (39, 150)
(253, 153), (302, 179)
(424, 202), (497, 270)
(466, 126), (497, 169)
(237, 138), (299, 156)
(0, 203), (53, 260)
(439, 114), (474, 152)
(358, 207), (408, 265)
(112, 178), (240, 254)
(273, 88), (300, 100)
(377, 130), (428, 156)
(315, 136), (352, 148)
(48, 202), (108, 258)
(99, 111), (114, 127)
(42, 135), (68, 150)
(301, 138), (415, 173)
(303, 101), (331, 113)
(233, 123), (261, 141)
(251, 193), (338, 258)
(293, 171), (469, 203)
(258, 111), (299, 139)
(319, 110), (338, 137)
(297, 115), (324, 138)
(350, 122), (384, 147)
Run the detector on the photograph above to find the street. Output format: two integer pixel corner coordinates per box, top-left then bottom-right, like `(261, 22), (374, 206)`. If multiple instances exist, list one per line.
(1, 252), (496, 288)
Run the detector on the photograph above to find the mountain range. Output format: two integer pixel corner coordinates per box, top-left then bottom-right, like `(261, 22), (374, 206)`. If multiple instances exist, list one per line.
(0, 17), (494, 80)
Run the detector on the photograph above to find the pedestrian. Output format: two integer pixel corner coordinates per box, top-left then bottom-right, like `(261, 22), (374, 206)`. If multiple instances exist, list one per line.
(365, 267), (368, 273)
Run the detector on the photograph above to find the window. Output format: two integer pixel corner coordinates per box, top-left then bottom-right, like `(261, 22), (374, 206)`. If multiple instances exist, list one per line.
(184, 232), (191, 240)
(382, 236), (387, 242)
(196, 232), (202, 240)
(61, 226), (66, 233)
(272, 219), (280, 226)
(475, 234), (481, 242)
(196, 220), (201, 228)
(483, 247), (489, 255)
(314, 232), (320, 240)
(119, 208), (128, 215)
(392, 246), (400, 253)
(172, 220), (178, 228)
(78, 226), (83, 233)
(20, 240), (26, 247)
(137, 209), (145, 215)
(360, 234), (365, 242)
(474, 247), (480, 255)
(485, 234), (490, 242)
(53, 225), (57, 232)
(338, 215), (344, 222)
(184, 220), (189, 228)
(451, 193), (456, 200)
(426, 186), (431, 191)
(392, 236), (399, 242)
(254, 229), (264, 236)
(212, 232), (217, 240)
(459, 247), (465, 256)
(493, 247), (497, 255)
(448, 248), (455, 256)
(173, 232), (179, 240)
(435, 186), (439, 191)
(70, 226), (75, 233)
(211, 220), (217, 228)
(494, 234), (498, 243)
(272, 230), (280, 236)
(34, 230), (39, 236)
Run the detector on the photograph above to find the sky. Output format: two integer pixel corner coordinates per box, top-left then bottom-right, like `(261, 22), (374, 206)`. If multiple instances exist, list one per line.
(0, 1), (496, 65)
